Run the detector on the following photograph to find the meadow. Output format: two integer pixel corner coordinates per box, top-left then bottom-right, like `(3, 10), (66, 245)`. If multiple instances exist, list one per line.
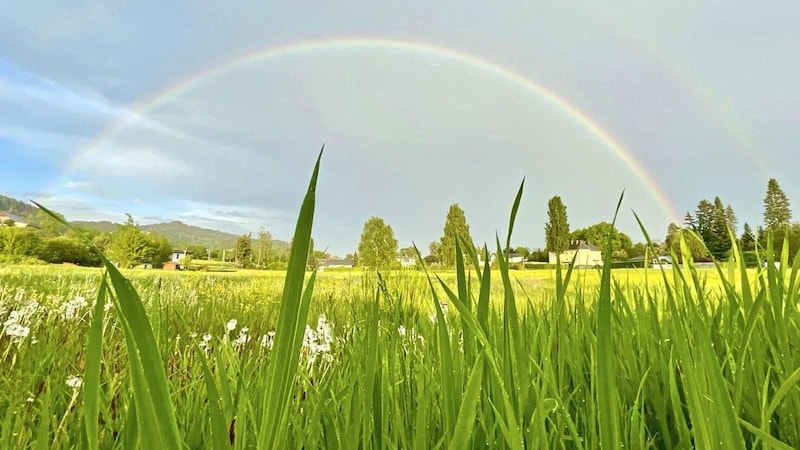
(2, 156), (799, 449)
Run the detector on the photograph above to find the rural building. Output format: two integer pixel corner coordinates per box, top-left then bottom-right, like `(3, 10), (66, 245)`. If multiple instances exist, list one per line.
(320, 259), (355, 269)
(162, 262), (179, 271)
(171, 250), (192, 263)
(396, 255), (416, 267)
(0, 211), (28, 228)
(549, 240), (603, 266)
(508, 253), (526, 264)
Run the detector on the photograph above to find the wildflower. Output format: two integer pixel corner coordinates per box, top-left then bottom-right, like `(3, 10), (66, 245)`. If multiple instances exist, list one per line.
(65, 375), (82, 389)
(5, 323), (30, 339)
(226, 319), (237, 332)
(261, 331), (276, 350)
(62, 296), (88, 321)
(398, 325), (407, 336)
(233, 327), (250, 348)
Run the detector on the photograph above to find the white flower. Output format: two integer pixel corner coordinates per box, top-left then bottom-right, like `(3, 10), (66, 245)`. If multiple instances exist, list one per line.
(62, 296), (88, 321)
(398, 325), (407, 336)
(65, 375), (82, 389)
(233, 328), (250, 348)
(202, 333), (212, 342)
(5, 323), (30, 342)
(226, 319), (237, 332)
(261, 332), (275, 350)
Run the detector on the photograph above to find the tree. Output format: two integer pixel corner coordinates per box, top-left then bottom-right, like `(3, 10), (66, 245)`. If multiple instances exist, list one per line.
(693, 199), (716, 246)
(764, 178), (792, 232)
(707, 197), (732, 260)
(741, 223), (756, 252)
(256, 229), (273, 269)
(545, 196), (570, 256)
(665, 222), (708, 261)
(725, 204), (738, 236)
(428, 241), (440, 260)
(398, 246), (417, 258)
(107, 215), (154, 268)
(571, 222), (632, 260)
(357, 217), (398, 268)
(438, 204), (475, 267)
(234, 233), (252, 268)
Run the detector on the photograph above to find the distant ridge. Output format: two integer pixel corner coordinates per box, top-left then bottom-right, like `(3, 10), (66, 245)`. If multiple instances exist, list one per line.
(72, 220), (289, 250)
(2, 193), (289, 249)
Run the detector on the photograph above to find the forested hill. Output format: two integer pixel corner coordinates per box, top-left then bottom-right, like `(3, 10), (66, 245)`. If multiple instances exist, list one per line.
(0, 194), (39, 222)
(2, 193), (288, 250)
(72, 220), (289, 250)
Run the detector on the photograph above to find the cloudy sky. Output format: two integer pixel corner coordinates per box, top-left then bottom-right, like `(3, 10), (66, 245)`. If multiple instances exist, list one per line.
(1, 1), (798, 255)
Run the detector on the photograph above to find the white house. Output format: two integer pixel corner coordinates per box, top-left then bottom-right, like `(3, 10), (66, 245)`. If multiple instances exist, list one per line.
(0, 211), (28, 228)
(321, 259), (355, 269)
(549, 240), (603, 267)
(171, 250), (192, 263)
(396, 255), (417, 267)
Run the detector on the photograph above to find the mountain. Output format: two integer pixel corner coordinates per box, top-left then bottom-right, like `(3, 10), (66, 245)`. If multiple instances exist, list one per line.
(2, 193), (289, 250)
(72, 220), (289, 250)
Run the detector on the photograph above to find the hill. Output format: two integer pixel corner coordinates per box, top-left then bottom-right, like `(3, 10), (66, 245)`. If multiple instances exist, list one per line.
(2, 193), (289, 250)
(0, 194), (40, 223)
(72, 220), (289, 250)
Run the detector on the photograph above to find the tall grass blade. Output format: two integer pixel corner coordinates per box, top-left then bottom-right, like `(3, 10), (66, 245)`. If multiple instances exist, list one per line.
(83, 277), (108, 450)
(34, 201), (183, 449)
(596, 191), (623, 449)
(258, 148), (322, 449)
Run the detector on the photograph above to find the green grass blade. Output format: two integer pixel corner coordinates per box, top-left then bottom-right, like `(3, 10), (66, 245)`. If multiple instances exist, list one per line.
(597, 191), (623, 450)
(448, 353), (484, 450)
(83, 276), (108, 450)
(259, 148), (322, 449)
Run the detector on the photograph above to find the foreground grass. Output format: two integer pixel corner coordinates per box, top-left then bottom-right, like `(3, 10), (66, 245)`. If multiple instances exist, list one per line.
(1, 261), (798, 449)
(2, 154), (799, 448)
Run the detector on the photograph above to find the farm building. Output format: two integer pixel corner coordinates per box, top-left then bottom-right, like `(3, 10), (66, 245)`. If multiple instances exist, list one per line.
(320, 259), (355, 269)
(170, 250), (192, 263)
(0, 211), (28, 228)
(549, 240), (603, 267)
(396, 256), (416, 267)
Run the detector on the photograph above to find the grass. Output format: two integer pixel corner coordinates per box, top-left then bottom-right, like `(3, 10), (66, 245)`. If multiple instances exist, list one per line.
(1, 153), (799, 448)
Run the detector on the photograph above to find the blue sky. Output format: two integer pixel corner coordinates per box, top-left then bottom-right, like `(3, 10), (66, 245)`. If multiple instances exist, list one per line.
(1, 1), (798, 256)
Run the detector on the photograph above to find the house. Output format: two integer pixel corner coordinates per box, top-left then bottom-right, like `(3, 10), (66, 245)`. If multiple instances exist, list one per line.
(0, 211), (28, 228)
(508, 253), (526, 264)
(171, 250), (192, 263)
(396, 255), (417, 267)
(320, 259), (355, 269)
(549, 240), (603, 267)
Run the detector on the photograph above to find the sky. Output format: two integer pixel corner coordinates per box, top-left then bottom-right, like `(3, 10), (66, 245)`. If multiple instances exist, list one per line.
(1, 1), (798, 256)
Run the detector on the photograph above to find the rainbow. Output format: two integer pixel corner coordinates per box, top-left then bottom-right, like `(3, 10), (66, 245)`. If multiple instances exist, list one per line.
(65, 36), (682, 223)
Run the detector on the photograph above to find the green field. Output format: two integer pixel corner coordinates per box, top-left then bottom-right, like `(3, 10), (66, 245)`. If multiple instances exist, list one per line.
(2, 259), (799, 449)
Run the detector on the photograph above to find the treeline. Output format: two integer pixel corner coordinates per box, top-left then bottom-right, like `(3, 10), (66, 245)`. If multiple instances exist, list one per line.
(666, 178), (795, 264)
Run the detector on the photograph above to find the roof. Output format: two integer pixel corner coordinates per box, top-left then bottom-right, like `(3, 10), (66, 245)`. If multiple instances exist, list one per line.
(568, 240), (602, 251)
(0, 211), (26, 223)
(323, 259), (354, 266)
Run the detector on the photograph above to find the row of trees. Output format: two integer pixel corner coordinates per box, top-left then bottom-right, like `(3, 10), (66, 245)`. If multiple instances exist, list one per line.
(0, 212), (172, 267)
(665, 178), (794, 261)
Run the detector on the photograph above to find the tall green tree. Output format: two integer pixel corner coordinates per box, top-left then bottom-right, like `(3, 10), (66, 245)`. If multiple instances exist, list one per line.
(665, 222), (708, 261)
(256, 229), (273, 269)
(545, 196), (570, 255)
(357, 217), (398, 268)
(741, 222), (756, 251)
(234, 233), (253, 268)
(764, 178), (792, 232)
(106, 215), (155, 268)
(571, 222), (633, 260)
(438, 204), (475, 267)
(707, 197), (732, 260)
(725, 204), (738, 236)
